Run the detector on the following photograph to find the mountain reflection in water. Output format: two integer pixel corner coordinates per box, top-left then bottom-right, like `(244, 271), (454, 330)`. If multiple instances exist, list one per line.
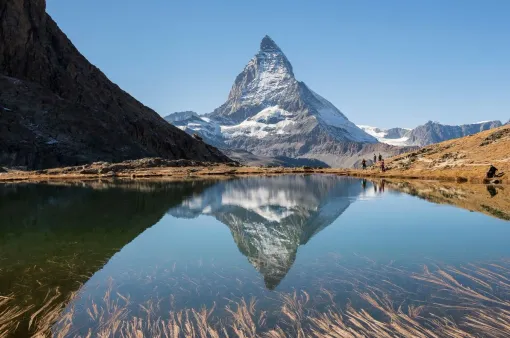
(2, 176), (510, 337)
(167, 175), (364, 289)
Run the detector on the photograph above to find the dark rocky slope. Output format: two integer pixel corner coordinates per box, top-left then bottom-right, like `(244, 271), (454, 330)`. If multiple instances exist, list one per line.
(0, 0), (229, 169)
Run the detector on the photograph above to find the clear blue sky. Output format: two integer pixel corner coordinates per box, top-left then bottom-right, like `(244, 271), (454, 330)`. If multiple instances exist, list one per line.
(47, 0), (510, 128)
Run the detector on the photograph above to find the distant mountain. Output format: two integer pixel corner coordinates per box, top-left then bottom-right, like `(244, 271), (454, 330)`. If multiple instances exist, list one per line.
(165, 36), (410, 168)
(167, 176), (363, 289)
(0, 0), (229, 169)
(357, 126), (412, 146)
(386, 124), (510, 182)
(406, 121), (502, 146)
(359, 120), (502, 147)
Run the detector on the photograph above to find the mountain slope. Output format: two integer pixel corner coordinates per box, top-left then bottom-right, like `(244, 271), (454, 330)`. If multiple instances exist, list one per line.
(166, 36), (412, 168)
(382, 124), (510, 182)
(359, 121), (502, 147)
(0, 0), (229, 169)
(406, 121), (502, 146)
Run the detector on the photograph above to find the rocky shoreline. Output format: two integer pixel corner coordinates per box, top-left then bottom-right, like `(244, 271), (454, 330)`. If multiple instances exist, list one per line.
(0, 157), (505, 185)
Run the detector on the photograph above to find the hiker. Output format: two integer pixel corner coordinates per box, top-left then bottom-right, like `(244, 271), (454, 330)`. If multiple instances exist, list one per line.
(378, 153), (383, 162)
(373, 154), (377, 163)
(486, 165), (498, 179)
(361, 159), (367, 170)
(380, 159), (385, 172)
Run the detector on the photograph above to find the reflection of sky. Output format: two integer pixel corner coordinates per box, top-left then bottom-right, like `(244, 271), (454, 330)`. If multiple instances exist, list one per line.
(62, 176), (510, 331)
(86, 177), (510, 289)
(296, 192), (510, 266)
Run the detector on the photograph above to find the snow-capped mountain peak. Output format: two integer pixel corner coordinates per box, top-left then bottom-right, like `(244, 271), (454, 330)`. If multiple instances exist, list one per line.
(260, 35), (282, 52)
(165, 36), (391, 167)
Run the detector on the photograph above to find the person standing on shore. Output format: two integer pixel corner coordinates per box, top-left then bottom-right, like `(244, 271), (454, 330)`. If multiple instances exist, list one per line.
(373, 154), (377, 164)
(378, 153), (383, 162)
(361, 159), (367, 170)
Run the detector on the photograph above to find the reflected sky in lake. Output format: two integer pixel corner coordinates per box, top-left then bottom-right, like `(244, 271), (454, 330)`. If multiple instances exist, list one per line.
(1, 176), (509, 336)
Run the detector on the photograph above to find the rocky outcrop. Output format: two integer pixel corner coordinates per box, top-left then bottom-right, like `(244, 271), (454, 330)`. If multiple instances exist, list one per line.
(0, 0), (230, 169)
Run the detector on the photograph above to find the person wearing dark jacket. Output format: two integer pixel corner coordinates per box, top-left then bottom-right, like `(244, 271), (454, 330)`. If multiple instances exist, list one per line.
(486, 165), (498, 178)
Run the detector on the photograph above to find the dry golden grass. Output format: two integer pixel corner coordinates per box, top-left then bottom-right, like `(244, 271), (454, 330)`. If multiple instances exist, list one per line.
(356, 124), (510, 183)
(2, 259), (510, 337)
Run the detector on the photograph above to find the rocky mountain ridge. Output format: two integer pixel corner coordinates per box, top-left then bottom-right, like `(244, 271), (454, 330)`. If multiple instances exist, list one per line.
(165, 36), (411, 167)
(359, 120), (502, 147)
(0, 0), (229, 169)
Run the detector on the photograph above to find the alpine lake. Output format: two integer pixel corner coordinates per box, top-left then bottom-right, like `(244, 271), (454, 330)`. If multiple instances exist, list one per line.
(1, 175), (510, 337)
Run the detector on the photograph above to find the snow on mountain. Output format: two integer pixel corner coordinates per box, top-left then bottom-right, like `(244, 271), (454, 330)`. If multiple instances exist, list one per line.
(164, 111), (223, 147)
(357, 125), (411, 146)
(358, 120), (502, 147)
(164, 36), (407, 168)
(220, 106), (297, 140)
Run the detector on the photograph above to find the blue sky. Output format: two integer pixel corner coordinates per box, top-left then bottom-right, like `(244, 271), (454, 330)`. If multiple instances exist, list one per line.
(47, 0), (509, 128)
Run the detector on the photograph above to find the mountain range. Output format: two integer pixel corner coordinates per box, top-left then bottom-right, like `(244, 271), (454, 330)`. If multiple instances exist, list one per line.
(1, 1), (503, 171)
(359, 120), (503, 147)
(165, 36), (411, 168)
(167, 176), (363, 289)
(0, 0), (229, 169)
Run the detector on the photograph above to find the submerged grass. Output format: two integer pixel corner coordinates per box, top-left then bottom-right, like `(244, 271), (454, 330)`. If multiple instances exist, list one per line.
(2, 260), (510, 337)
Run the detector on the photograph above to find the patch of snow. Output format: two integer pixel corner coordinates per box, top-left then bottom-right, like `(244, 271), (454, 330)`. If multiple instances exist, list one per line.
(307, 90), (377, 143)
(238, 51), (295, 106)
(221, 106), (296, 139)
(357, 125), (411, 146)
(165, 111), (199, 123)
(46, 138), (58, 145)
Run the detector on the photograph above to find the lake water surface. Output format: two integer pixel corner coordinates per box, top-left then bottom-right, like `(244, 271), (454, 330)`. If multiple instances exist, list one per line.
(1, 176), (510, 337)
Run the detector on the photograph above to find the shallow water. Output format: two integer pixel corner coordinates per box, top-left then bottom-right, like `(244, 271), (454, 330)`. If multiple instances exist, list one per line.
(1, 176), (509, 337)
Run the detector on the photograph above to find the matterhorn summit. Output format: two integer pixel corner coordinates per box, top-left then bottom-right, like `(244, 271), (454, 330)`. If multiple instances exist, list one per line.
(166, 36), (407, 167)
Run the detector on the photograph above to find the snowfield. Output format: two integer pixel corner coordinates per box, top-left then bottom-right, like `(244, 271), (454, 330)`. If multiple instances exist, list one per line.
(357, 125), (411, 146)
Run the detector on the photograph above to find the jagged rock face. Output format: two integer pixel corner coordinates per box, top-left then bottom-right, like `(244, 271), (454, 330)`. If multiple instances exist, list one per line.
(385, 127), (410, 139)
(359, 121), (502, 148)
(167, 176), (362, 289)
(165, 36), (404, 168)
(165, 112), (224, 148)
(0, 0), (230, 169)
(406, 121), (502, 146)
